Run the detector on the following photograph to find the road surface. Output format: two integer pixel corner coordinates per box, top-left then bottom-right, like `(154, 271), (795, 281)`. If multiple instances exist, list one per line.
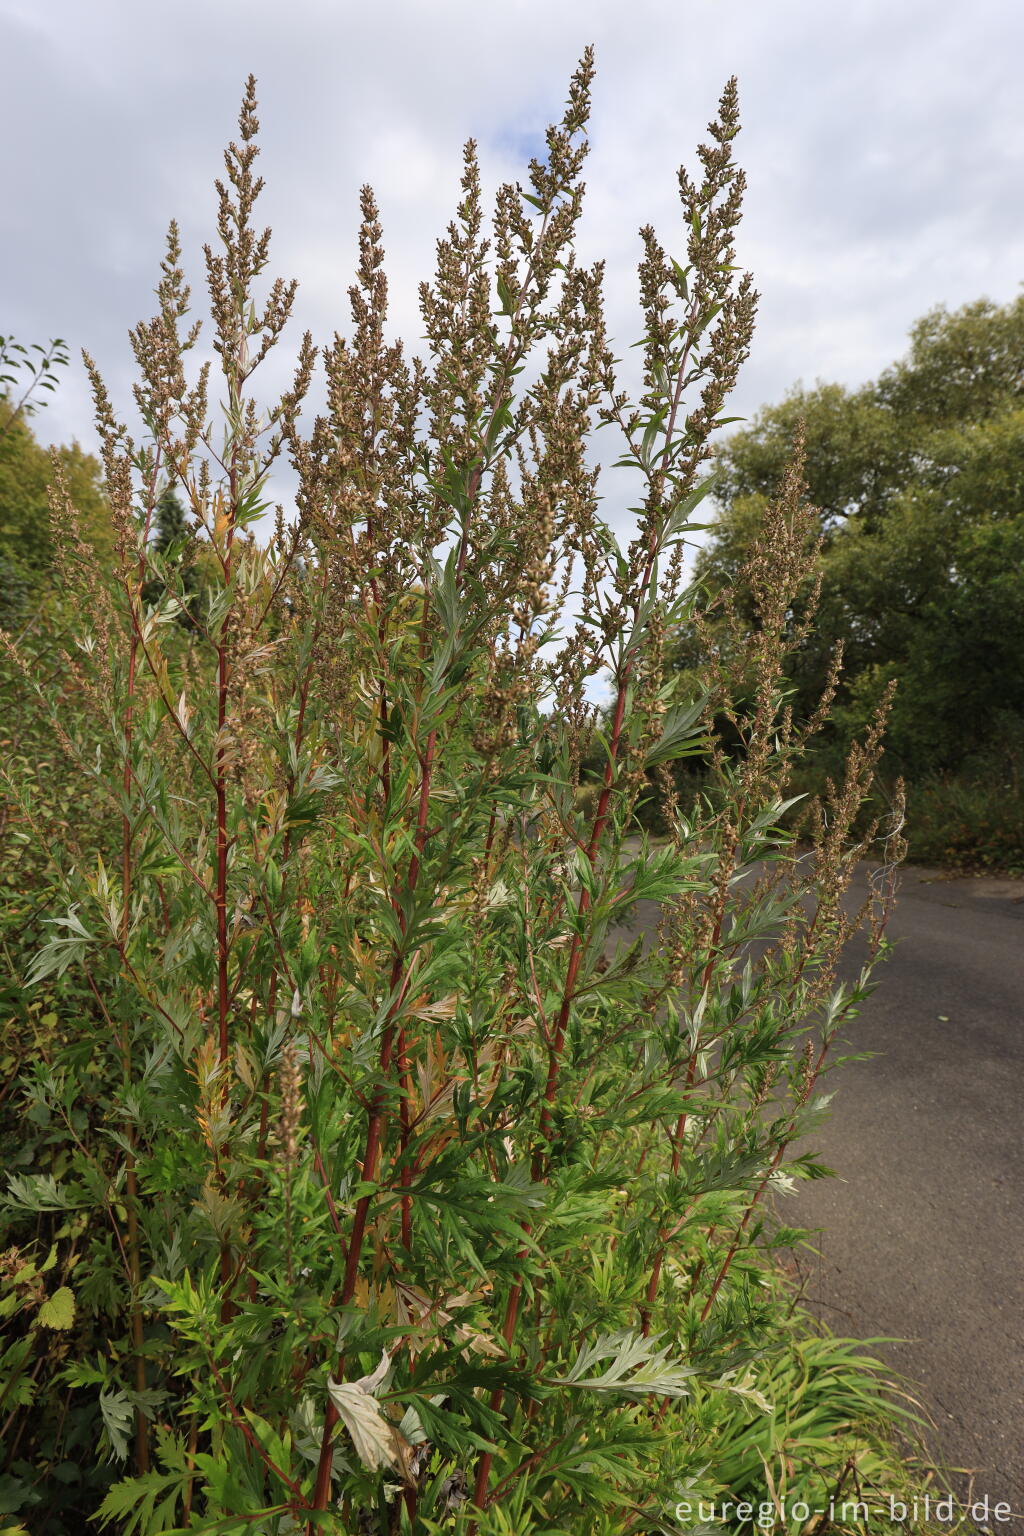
(619, 862), (1024, 1513)
(788, 865), (1024, 1514)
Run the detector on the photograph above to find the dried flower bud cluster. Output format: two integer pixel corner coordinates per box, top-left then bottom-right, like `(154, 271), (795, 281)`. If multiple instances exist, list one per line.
(277, 1039), (303, 1168)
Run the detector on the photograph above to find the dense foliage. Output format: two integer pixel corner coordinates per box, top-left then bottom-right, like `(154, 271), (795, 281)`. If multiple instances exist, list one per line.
(0, 405), (110, 628)
(677, 296), (1024, 869)
(1, 65), (944, 1536)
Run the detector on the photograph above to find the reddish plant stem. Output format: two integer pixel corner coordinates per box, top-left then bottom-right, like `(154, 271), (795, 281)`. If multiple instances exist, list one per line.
(119, 473), (160, 1475)
(215, 630), (231, 1072)
(208, 1356), (308, 1501)
(378, 674), (391, 809)
(536, 446), (679, 1147)
(126, 612), (217, 788)
(122, 679), (148, 1473)
(310, 731), (437, 1519)
(474, 839), (612, 1505)
(639, 1252), (663, 1337)
(396, 726), (436, 1252)
(535, 675), (630, 1162)
(242, 979), (277, 1307)
(237, 568), (324, 1296)
(644, 835), (740, 1324)
(699, 1041), (829, 1325)
(309, 964), (400, 1518)
(683, 1224), (716, 1305)
(470, 1255), (531, 1517)
(407, 729), (437, 888)
(473, 482), (674, 1514)
(211, 455), (240, 1327)
(671, 853), (738, 1165)
(311, 1140), (345, 1238)
(698, 1140), (786, 1325)
(473, 322), (706, 1509)
(397, 1024), (413, 1254)
(213, 441), (242, 1075)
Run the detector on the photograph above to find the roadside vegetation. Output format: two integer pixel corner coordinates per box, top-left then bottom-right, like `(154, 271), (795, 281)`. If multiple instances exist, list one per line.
(664, 294), (1024, 874)
(1, 61), (972, 1534)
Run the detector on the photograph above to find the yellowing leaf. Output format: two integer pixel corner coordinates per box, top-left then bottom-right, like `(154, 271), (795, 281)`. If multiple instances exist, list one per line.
(327, 1351), (411, 1476)
(716, 1367), (773, 1415)
(234, 1041), (256, 1092)
(38, 1285), (75, 1330)
(409, 993), (458, 1023)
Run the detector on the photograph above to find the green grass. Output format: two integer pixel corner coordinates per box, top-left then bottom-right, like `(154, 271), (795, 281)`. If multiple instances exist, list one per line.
(676, 1274), (969, 1534)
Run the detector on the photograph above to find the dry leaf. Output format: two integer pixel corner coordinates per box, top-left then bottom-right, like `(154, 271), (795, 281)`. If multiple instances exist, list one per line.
(327, 1351), (411, 1476)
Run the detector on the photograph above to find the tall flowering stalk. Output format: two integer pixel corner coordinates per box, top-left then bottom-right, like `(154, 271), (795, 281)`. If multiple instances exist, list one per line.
(4, 59), (905, 1535)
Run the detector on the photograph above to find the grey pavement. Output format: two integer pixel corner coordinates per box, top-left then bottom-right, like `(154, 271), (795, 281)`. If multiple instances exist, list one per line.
(786, 865), (1024, 1515)
(616, 861), (1024, 1514)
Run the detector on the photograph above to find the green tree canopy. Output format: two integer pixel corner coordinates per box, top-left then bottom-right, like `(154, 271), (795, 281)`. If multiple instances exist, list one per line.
(0, 400), (111, 627)
(685, 293), (1024, 781)
(140, 483), (200, 625)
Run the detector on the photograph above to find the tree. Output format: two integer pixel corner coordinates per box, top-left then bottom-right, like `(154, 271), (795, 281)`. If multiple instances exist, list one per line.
(0, 401), (110, 628)
(686, 295), (1024, 782)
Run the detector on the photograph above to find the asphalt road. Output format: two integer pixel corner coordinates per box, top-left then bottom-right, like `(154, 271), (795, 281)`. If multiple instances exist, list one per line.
(786, 865), (1024, 1515)
(618, 862), (1024, 1514)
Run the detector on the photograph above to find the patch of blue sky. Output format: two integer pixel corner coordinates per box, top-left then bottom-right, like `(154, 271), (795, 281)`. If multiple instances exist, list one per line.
(489, 125), (550, 173)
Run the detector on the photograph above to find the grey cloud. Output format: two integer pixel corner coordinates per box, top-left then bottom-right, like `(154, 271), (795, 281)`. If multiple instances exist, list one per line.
(2, 0), (1022, 482)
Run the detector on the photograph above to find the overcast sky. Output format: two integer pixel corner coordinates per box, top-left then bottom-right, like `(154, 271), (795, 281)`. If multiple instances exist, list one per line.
(3, 0), (1023, 505)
